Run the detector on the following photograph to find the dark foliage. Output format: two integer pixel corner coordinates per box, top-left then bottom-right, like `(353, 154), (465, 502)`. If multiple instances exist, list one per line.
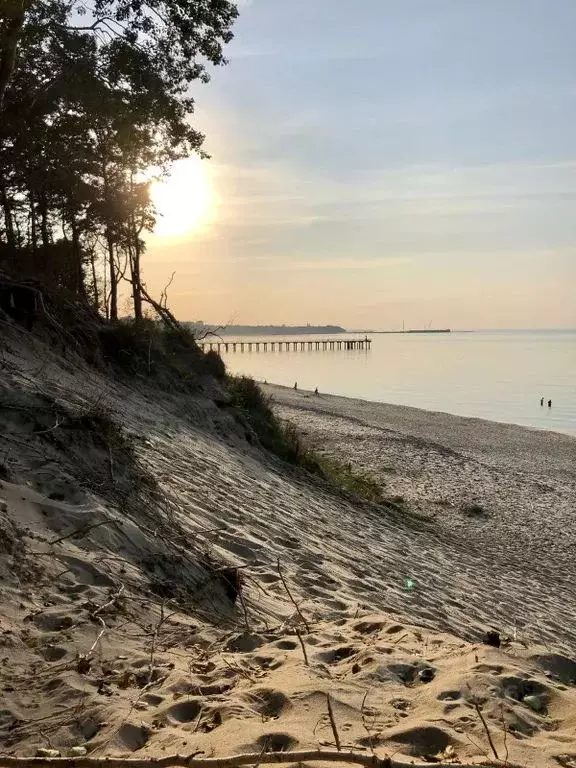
(99, 318), (223, 389)
(0, 1), (238, 320)
(225, 375), (385, 505)
(203, 349), (226, 379)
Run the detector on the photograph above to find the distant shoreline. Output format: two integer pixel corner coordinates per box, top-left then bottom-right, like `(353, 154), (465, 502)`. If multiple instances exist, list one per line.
(192, 324), (346, 336)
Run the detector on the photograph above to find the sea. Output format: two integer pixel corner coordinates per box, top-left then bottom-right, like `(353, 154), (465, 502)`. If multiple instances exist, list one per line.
(218, 329), (576, 436)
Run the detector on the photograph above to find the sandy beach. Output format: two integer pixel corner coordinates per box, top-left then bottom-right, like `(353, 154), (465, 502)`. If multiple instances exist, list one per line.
(264, 384), (576, 589)
(1, 331), (576, 767)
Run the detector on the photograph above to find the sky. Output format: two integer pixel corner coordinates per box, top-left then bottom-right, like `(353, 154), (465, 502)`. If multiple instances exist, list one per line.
(144, 0), (576, 330)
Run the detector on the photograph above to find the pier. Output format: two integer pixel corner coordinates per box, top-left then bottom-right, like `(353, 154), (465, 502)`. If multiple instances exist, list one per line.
(198, 337), (372, 354)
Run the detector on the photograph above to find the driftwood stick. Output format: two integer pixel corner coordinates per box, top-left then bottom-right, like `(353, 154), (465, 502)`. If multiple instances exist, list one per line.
(87, 616), (106, 656)
(472, 700), (499, 761)
(326, 694), (341, 751)
(49, 519), (117, 546)
(276, 559), (310, 632)
(0, 752), (524, 768)
(147, 600), (164, 685)
(91, 584), (125, 619)
(360, 692), (375, 756)
(295, 627), (309, 667)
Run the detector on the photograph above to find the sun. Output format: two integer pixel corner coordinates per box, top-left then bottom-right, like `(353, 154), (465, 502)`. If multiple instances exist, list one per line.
(150, 156), (214, 238)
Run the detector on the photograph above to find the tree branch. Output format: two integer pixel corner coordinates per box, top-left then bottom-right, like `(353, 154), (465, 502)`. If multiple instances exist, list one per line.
(0, 751), (524, 768)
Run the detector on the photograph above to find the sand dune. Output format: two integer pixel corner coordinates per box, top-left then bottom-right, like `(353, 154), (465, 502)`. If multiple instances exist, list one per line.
(1, 331), (575, 767)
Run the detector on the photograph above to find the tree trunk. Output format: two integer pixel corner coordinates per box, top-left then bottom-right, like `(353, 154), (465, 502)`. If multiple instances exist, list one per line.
(28, 186), (37, 255)
(106, 228), (117, 320)
(101, 155), (118, 320)
(130, 215), (143, 321)
(0, 179), (15, 248)
(39, 188), (50, 249)
(69, 209), (85, 297)
(0, 1), (28, 112)
(90, 246), (100, 312)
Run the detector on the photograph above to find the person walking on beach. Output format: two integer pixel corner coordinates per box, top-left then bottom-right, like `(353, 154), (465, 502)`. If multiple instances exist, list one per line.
(548, 399), (552, 408)
(294, 381), (297, 390)
(314, 387), (319, 395)
(540, 397), (544, 406)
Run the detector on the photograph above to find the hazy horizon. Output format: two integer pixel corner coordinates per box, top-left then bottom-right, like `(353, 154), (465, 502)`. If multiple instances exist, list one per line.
(143, 0), (576, 330)
(193, 323), (576, 332)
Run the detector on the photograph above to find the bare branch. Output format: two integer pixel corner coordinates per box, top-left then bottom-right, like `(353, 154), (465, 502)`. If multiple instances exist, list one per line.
(326, 694), (341, 752)
(276, 558), (310, 633)
(49, 519), (118, 546)
(0, 749), (525, 768)
(295, 627), (309, 667)
(471, 697), (499, 761)
(160, 271), (175, 309)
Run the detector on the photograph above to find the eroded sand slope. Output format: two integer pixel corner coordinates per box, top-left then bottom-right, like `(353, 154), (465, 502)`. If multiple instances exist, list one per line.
(1, 333), (575, 767)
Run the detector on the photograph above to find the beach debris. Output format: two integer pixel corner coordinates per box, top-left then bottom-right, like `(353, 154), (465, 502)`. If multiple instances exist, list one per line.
(418, 667), (435, 683)
(483, 630), (501, 648)
(524, 694), (547, 713)
(69, 747), (88, 757)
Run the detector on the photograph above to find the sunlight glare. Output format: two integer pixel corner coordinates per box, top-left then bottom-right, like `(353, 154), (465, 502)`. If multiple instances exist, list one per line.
(150, 156), (214, 238)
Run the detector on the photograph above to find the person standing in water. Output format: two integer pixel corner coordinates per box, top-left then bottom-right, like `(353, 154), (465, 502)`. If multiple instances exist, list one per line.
(540, 397), (544, 406)
(548, 399), (552, 408)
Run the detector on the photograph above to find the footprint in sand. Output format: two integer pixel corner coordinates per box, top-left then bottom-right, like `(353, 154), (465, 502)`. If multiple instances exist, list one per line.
(115, 722), (150, 751)
(242, 688), (292, 718)
(165, 699), (202, 725)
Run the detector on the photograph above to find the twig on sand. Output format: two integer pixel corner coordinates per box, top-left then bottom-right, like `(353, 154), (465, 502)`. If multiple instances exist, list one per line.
(500, 703), (509, 765)
(146, 600), (179, 685)
(49, 519), (118, 546)
(147, 600), (165, 685)
(250, 744), (268, 768)
(326, 694), (341, 752)
(96, 681), (156, 755)
(77, 616), (106, 672)
(471, 698), (499, 761)
(276, 558), (310, 632)
(192, 709), (204, 733)
(32, 416), (62, 435)
(295, 627), (309, 667)
(0, 749), (526, 768)
(360, 692), (375, 755)
(88, 617), (107, 655)
(221, 656), (257, 683)
(90, 583), (125, 620)
(237, 585), (251, 633)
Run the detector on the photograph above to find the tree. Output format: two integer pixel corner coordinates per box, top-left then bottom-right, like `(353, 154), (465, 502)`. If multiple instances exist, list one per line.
(0, 0), (33, 111)
(0, 0), (238, 111)
(0, 0), (239, 319)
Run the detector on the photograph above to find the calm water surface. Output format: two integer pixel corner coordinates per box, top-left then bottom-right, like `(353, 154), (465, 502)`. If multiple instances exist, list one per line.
(220, 330), (576, 435)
